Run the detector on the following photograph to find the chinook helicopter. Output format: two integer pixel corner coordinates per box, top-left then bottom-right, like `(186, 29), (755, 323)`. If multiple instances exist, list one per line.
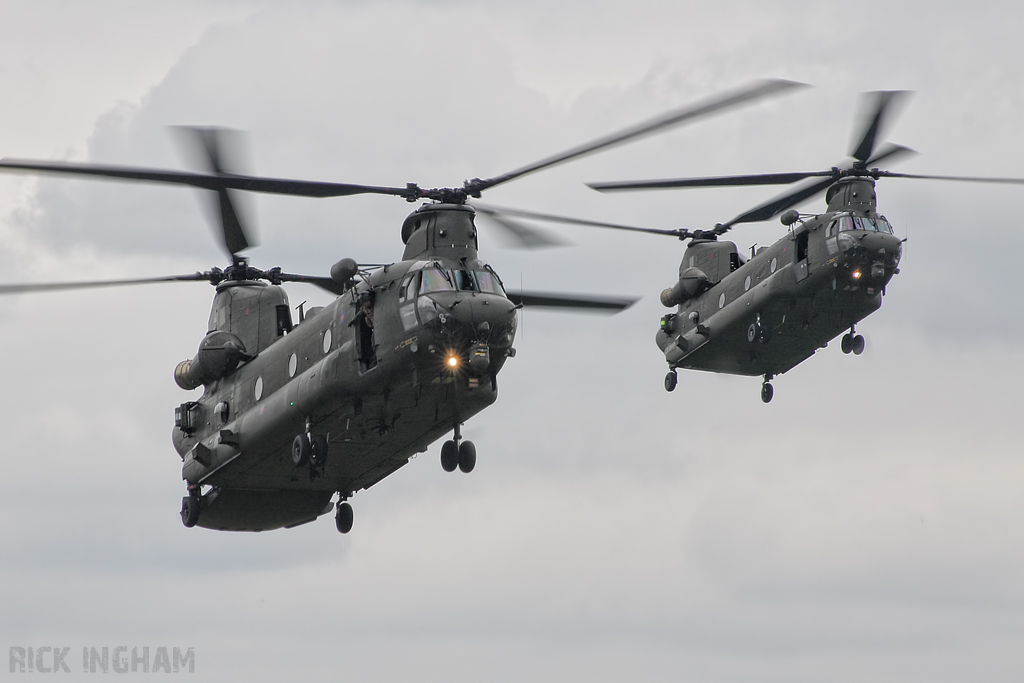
(0, 79), (802, 532)
(486, 91), (1024, 402)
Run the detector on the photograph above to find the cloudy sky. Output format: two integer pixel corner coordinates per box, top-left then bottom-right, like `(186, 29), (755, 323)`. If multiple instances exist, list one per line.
(1, 1), (1022, 681)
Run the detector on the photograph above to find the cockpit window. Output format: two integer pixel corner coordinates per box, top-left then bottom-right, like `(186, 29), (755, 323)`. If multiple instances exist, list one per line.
(852, 217), (894, 234)
(837, 216), (855, 232)
(454, 270), (476, 291)
(421, 268), (455, 292)
(475, 270), (505, 295)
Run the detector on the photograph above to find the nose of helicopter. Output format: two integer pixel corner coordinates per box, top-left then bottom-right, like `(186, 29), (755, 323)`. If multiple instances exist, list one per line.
(447, 292), (518, 332)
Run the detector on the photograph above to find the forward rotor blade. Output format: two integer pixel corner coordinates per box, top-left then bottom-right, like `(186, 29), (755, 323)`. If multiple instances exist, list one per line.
(507, 290), (638, 313)
(0, 159), (418, 199)
(472, 205), (568, 249)
(474, 203), (681, 239)
(0, 273), (209, 295)
(850, 91), (910, 162)
(722, 174), (839, 229)
(874, 171), (1024, 185)
(589, 170), (834, 192)
(469, 79), (807, 194)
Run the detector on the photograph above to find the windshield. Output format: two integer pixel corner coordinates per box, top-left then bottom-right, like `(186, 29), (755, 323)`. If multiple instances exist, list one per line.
(419, 268), (505, 296)
(421, 268), (455, 292)
(853, 216), (894, 234)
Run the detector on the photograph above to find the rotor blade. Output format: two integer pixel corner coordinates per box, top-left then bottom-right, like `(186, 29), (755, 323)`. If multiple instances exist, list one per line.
(874, 171), (1024, 185)
(850, 91), (910, 162)
(175, 127), (254, 256)
(474, 203), (681, 239)
(274, 273), (349, 296)
(0, 159), (418, 199)
(864, 142), (917, 167)
(589, 170), (835, 192)
(472, 205), (569, 249)
(722, 174), (839, 229)
(0, 273), (209, 296)
(468, 79), (808, 194)
(506, 290), (638, 313)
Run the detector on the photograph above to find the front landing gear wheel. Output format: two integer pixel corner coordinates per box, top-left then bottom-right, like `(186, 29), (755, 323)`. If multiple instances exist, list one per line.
(458, 440), (477, 473)
(440, 440), (459, 472)
(761, 382), (774, 403)
(664, 371), (678, 392)
(841, 333), (853, 354)
(335, 502), (353, 534)
(292, 434), (311, 466)
(851, 334), (865, 355)
(180, 496), (200, 528)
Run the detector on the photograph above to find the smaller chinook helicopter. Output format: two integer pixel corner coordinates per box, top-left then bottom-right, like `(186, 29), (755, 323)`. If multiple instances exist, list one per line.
(0, 79), (803, 532)
(487, 91), (1024, 402)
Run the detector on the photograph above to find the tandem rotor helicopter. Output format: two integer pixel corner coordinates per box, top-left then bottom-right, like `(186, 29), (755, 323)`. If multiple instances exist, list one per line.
(0, 79), (802, 534)
(486, 91), (1024, 402)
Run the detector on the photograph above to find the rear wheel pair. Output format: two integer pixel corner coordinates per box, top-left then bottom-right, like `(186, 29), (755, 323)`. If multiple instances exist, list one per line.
(440, 439), (476, 473)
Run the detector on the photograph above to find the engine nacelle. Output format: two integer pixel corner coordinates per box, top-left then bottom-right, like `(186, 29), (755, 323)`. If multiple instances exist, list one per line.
(660, 267), (710, 307)
(174, 331), (247, 390)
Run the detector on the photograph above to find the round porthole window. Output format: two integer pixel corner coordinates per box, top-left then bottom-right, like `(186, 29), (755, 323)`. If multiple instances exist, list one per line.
(744, 275), (751, 291)
(254, 376), (264, 401)
(718, 293), (726, 309)
(288, 353), (297, 378)
(770, 257), (778, 273)
(322, 328), (333, 354)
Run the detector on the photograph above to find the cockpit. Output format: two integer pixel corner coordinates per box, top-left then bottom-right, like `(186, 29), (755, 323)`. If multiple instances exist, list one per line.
(828, 213), (895, 235)
(418, 267), (506, 296)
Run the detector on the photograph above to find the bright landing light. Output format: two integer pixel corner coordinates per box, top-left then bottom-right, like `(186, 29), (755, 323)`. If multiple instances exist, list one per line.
(447, 355), (459, 368)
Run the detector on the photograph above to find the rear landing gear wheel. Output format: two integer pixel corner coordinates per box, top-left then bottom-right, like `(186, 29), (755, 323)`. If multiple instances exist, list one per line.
(851, 334), (865, 355)
(180, 496), (200, 528)
(292, 434), (311, 466)
(664, 371), (678, 392)
(458, 440), (477, 473)
(841, 333), (853, 354)
(310, 435), (329, 467)
(747, 322), (762, 343)
(335, 501), (353, 534)
(761, 382), (774, 403)
(440, 440), (459, 472)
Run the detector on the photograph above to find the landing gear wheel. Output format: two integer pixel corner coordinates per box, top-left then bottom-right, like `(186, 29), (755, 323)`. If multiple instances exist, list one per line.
(310, 435), (329, 467)
(180, 496), (200, 528)
(747, 322), (762, 343)
(841, 333), (853, 354)
(335, 502), (353, 534)
(440, 440), (459, 472)
(291, 434), (311, 466)
(851, 334), (865, 355)
(761, 382), (774, 404)
(458, 440), (477, 473)
(664, 371), (678, 392)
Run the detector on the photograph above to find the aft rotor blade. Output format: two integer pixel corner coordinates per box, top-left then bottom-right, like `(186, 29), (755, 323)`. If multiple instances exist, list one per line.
(0, 273), (209, 295)
(0, 159), (418, 199)
(850, 91), (910, 162)
(274, 273), (349, 296)
(589, 170), (834, 192)
(474, 203), (681, 238)
(469, 79), (807, 194)
(506, 290), (638, 313)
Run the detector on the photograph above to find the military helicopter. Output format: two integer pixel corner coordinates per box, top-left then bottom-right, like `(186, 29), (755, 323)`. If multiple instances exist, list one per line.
(0, 79), (802, 532)
(484, 91), (1024, 403)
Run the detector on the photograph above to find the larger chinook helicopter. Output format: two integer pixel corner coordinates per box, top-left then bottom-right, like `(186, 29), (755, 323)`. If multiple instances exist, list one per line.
(0, 80), (802, 532)
(486, 91), (1024, 403)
